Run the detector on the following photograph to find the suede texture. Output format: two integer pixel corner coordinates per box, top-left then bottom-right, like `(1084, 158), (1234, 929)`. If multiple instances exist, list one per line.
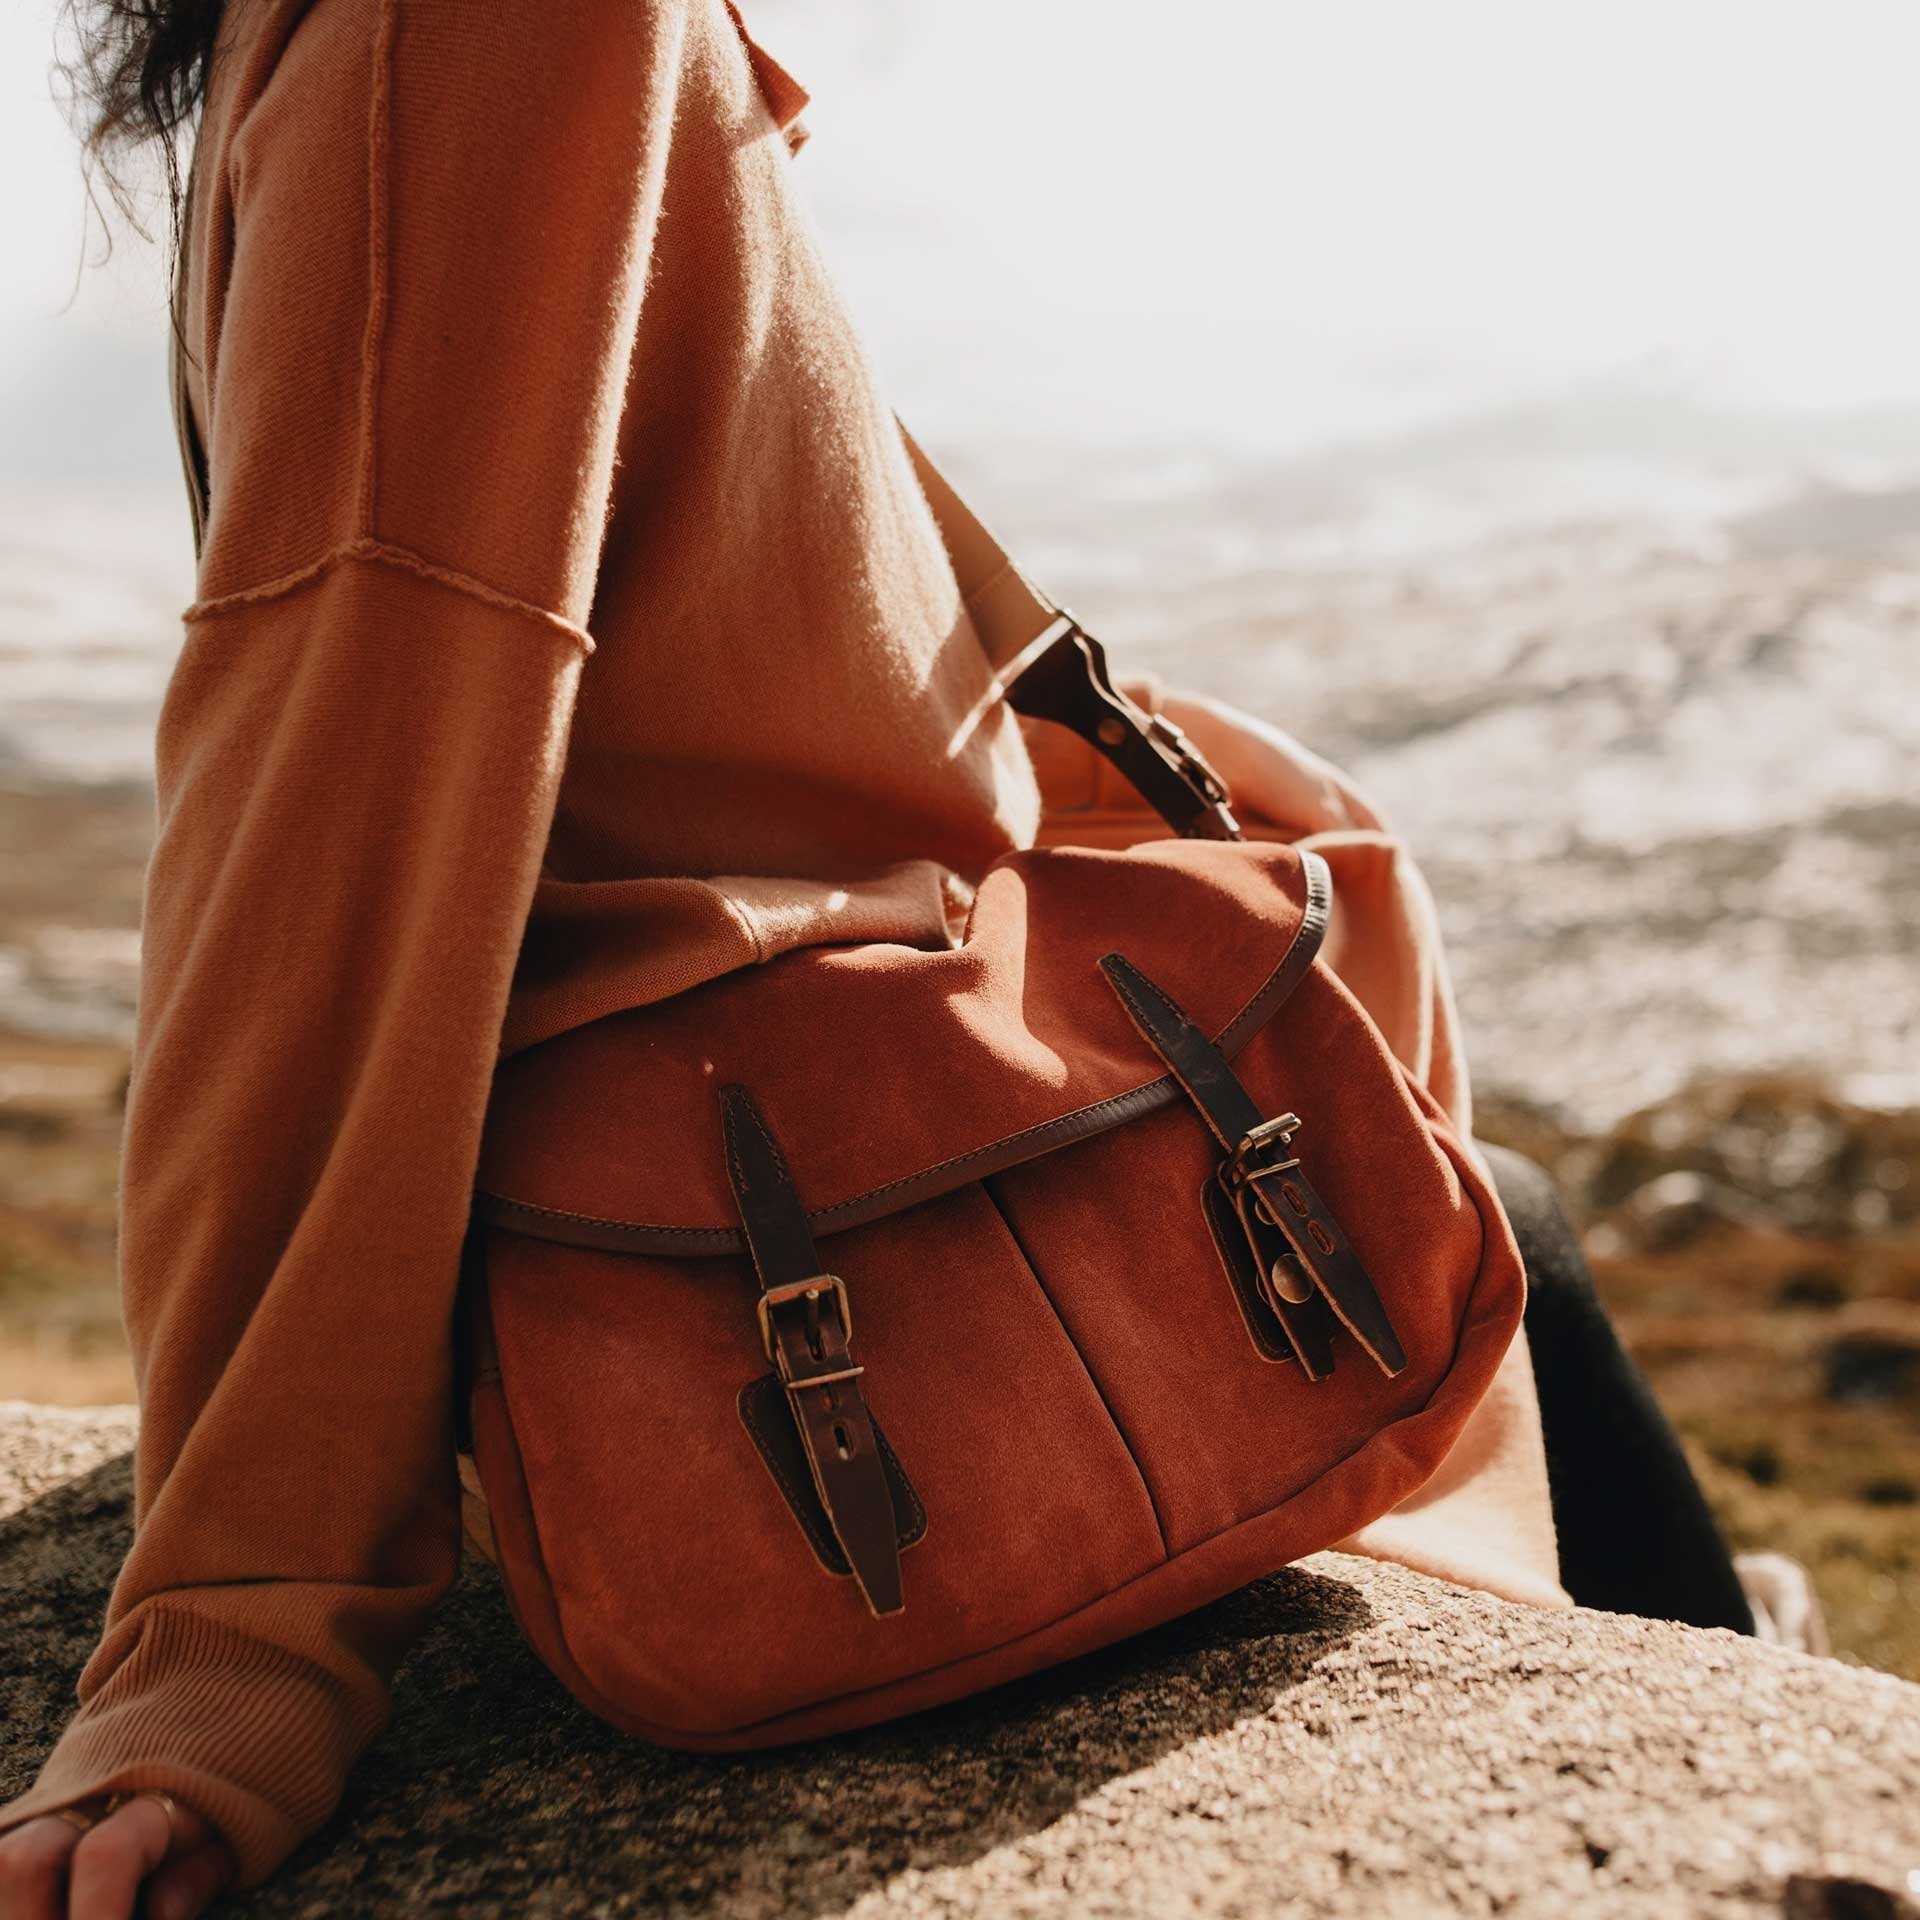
(468, 840), (1526, 1743)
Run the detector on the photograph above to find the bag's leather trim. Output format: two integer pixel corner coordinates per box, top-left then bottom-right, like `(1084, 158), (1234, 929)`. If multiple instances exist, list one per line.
(737, 1373), (928, 1578)
(473, 850), (1334, 1258)
(1003, 623), (1239, 840)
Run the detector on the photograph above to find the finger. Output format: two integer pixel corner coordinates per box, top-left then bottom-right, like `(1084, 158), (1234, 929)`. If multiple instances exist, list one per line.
(0, 1815), (83, 1919)
(141, 1844), (236, 1920)
(64, 1803), (170, 1920)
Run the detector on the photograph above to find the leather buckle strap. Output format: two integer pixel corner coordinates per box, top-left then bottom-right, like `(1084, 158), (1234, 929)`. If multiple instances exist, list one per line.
(1098, 951), (1408, 1380)
(1004, 619), (1242, 841)
(720, 1085), (907, 1616)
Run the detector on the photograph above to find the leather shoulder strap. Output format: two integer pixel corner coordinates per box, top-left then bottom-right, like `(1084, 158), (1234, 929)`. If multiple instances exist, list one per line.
(170, 153), (210, 561)
(897, 420), (1063, 681)
(899, 420), (1240, 839)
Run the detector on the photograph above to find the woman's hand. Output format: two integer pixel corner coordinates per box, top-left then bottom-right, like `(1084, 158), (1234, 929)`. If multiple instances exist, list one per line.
(0, 1794), (235, 1920)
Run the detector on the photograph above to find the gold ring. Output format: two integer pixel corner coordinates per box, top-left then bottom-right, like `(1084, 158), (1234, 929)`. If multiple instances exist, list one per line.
(149, 1792), (183, 1849)
(100, 1790), (183, 1848)
(52, 1807), (96, 1834)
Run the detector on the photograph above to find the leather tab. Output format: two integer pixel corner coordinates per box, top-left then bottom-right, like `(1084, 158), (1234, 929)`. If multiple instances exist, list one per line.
(720, 1085), (908, 1616)
(1098, 952), (1271, 1160)
(1099, 951), (1406, 1380)
(1227, 1120), (1408, 1378)
(1200, 1171), (1337, 1376)
(737, 1374), (927, 1577)
(1005, 623), (1241, 841)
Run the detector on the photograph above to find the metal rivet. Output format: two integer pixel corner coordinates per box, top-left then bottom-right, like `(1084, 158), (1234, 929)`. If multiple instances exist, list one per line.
(1271, 1260), (1314, 1305)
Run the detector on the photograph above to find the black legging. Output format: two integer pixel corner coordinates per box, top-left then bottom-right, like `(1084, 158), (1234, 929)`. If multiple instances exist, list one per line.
(1479, 1142), (1756, 1634)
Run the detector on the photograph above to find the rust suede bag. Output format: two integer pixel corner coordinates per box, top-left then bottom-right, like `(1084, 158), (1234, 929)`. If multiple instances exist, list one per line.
(452, 436), (1529, 1750)
(167, 268), (1525, 1753)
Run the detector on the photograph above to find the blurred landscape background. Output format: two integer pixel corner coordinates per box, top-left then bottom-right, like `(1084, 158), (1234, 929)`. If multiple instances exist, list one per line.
(2, 2), (1915, 1673)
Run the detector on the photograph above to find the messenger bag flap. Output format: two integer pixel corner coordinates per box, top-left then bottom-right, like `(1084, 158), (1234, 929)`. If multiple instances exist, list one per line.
(473, 836), (1328, 1257)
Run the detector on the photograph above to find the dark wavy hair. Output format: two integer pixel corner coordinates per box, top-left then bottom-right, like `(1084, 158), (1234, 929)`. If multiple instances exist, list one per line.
(59, 0), (229, 249)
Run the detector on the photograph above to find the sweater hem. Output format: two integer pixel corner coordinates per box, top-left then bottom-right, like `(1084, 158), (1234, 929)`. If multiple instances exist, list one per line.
(0, 1601), (384, 1892)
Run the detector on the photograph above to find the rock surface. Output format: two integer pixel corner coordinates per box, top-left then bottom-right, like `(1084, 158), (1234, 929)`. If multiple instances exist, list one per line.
(5, 1402), (1918, 1918)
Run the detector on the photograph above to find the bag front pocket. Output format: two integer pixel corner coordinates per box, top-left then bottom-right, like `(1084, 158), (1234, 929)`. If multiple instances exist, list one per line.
(482, 1177), (1165, 1739)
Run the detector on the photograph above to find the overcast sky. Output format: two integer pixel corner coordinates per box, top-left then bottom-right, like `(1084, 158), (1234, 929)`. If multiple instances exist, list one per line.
(7, 0), (1920, 493)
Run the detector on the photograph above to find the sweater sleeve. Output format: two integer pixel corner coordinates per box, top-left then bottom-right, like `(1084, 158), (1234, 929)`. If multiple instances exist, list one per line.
(0, 0), (686, 1886)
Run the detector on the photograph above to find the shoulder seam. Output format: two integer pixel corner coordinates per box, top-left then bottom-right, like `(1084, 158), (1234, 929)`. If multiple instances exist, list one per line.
(184, 538), (596, 654)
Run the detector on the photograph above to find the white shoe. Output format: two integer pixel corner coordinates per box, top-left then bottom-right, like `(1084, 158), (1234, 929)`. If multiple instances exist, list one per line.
(1735, 1550), (1830, 1655)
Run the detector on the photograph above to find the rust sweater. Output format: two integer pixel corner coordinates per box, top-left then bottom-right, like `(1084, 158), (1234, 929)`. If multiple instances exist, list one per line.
(2, 0), (1560, 1888)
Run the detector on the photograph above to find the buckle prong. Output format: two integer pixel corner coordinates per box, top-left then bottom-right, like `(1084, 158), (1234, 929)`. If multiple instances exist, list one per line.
(757, 1273), (852, 1365)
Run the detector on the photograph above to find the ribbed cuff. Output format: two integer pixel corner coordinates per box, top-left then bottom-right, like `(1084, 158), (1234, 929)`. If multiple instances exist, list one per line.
(0, 1605), (383, 1891)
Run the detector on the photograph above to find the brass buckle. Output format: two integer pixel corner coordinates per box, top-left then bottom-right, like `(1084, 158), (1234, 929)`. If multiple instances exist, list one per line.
(756, 1273), (852, 1366)
(1146, 712), (1231, 806)
(1228, 1112), (1303, 1189)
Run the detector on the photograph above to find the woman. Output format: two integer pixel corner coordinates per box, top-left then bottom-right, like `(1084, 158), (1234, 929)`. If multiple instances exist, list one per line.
(0, 2), (1792, 1913)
